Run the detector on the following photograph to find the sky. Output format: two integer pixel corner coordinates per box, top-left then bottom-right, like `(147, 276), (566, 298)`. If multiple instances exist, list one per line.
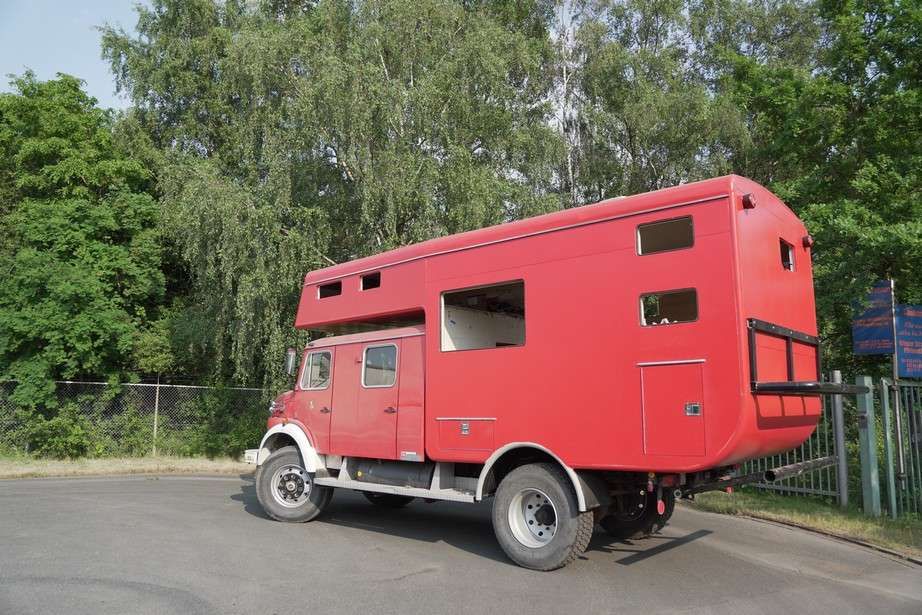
(0, 1), (143, 109)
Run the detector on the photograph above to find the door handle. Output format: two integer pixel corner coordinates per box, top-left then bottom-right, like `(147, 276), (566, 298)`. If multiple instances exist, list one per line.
(384, 406), (397, 414)
(320, 407), (331, 414)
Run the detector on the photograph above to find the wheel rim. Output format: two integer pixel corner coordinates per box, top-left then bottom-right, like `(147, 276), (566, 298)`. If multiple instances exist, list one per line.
(508, 488), (557, 548)
(270, 464), (312, 508)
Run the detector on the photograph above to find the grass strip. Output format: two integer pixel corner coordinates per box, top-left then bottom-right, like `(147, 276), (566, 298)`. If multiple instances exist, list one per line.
(691, 488), (921, 561)
(0, 455), (252, 480)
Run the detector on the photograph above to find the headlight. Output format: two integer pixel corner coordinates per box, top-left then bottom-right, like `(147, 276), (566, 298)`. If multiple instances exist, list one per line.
(269, 400), (285, 415)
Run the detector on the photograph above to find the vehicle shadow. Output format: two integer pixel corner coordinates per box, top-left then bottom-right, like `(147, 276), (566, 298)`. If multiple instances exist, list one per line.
(587, 529), (713, 565)
(231, 477), (712, 568)
(230, 476), (512, 564)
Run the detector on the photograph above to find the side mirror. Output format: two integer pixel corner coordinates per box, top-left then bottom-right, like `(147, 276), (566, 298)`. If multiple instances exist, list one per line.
(284, 348), (297, 376)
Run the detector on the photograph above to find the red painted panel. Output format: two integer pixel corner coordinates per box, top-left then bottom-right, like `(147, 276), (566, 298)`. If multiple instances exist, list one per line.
(291, 348), (335, 453)
(329, 343), (362, 456)
(438, 419), (495, 451)
(641, 364), (706, 457)
(396, 335), (425, 461)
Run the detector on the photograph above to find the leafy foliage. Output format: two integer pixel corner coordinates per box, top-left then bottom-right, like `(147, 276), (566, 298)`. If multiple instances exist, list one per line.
(102, 0), (563, 388)
(0, 1), (920, 460)
(0, 74), (163, 404)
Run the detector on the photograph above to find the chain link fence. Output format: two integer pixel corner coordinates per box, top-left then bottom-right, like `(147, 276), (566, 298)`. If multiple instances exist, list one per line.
(0, 381), (268, 458)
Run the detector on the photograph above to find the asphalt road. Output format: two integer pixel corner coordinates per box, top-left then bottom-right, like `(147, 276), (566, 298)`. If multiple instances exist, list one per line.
(0, 475), (919, 615)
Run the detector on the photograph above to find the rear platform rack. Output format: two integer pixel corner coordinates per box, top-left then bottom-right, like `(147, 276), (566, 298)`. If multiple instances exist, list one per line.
(747, 318), (868, 396)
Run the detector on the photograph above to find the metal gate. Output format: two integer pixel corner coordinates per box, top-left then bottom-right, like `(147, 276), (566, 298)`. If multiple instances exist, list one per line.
(742, 372), (847, 501)
(881, 379), (922, 516)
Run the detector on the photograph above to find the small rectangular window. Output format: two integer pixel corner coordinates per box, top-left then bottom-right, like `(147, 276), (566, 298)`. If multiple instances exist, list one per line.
(441, 280), (525, 351)
(780, 239), (795, 271)
(637, 216), (694, 255)
(361, 272), (381, 290)
(363, 344), (397, 387)
(300, 351), (332, 390)
(318, 281), (342, 298)
(641, 289), (698, 326)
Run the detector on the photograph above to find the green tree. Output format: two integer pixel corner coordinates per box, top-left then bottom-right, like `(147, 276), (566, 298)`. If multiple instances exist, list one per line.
(564, 0), (742, 204)
(712, 0), (922, 369)
(0, 74), (163, 404)
(102, 0), (562, 388)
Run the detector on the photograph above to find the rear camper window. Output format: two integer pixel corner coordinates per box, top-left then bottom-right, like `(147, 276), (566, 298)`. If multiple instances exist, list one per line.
(780, 239), (795, 271)
(363, 345), (397, 387)
(640, 289), (698, 326)
(301, 351), (332, 390)
(637, 216), (694, 255)
(318, 281), (342, 298)
(441, 281), (525, 351)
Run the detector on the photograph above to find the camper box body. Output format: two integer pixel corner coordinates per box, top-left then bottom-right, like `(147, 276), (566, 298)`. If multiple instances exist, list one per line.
(287, 175), (822, 474)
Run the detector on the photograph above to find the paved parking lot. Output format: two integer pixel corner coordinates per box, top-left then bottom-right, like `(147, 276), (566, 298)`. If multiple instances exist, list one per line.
(1, 474), (920, 614)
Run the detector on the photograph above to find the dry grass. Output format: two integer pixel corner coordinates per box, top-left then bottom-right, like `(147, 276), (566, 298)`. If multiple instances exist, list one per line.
(692, 489), (922, 561)
(0, 456), (253, 480)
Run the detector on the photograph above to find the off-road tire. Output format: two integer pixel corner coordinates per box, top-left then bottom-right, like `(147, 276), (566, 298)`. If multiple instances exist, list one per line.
(362, 492), (415, 508)
(256, 446), (333, 522)
(600, 490), (675, 540)
(492, 463), (594, 571)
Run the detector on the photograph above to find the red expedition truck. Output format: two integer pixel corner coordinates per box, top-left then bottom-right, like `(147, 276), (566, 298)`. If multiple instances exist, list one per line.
(245, 175), (859, 570)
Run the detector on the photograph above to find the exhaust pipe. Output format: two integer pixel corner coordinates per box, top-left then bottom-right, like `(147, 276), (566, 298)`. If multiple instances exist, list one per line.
(763, 455), (836, 483)
(680, 455), (837, 497)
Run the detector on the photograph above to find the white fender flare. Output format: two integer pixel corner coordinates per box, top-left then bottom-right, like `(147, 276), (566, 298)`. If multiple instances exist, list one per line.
(255, 423), (323, 473)
(475, 442), (589, 512)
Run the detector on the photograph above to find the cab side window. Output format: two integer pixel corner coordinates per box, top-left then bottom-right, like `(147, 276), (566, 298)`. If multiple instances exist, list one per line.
(363, 345), (397, 387)
(300, 351), (332, 390)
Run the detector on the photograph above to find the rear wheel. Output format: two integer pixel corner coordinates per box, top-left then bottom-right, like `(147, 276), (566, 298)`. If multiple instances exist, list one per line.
(362, 492), (415, 508)
(256, 446), (333, 522)
(600, 489), (675, 540)
(492, 463), (593, 571)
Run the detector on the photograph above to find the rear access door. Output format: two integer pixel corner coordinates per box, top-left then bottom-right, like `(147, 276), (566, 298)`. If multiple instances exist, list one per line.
(330, 336), (424, 461)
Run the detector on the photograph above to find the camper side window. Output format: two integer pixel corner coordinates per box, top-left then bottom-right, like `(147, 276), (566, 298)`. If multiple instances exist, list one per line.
(441, 281), (525, 351)
(637, 216), (694, 255)
(300, 351), (332, 390)
(640, 289), (698, 326)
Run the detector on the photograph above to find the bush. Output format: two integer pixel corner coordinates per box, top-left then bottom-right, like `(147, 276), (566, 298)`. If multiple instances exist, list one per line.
(180, 389), (266, 458)
(24, 404), (93, 458)
(92, 405), (154, 457)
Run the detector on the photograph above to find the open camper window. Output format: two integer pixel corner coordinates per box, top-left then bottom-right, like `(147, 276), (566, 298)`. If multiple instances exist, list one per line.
(640, 289), (698, 326)
(441, 281), (525, 351)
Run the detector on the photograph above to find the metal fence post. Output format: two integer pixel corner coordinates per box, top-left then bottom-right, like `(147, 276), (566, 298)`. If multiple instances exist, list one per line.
(831, 370), (848, 509)
(856, 375), (881, 516)
(880, 379), (898, 518)
(152, 375), (160, 457)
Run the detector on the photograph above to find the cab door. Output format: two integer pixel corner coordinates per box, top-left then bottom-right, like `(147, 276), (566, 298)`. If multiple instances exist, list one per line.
(330, 341), (400, 460)
(295, 348), (335, 453)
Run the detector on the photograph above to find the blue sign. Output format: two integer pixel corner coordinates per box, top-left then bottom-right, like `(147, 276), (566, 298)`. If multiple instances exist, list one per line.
(853, 281), (895, 355)
(896, 305), (922, 378)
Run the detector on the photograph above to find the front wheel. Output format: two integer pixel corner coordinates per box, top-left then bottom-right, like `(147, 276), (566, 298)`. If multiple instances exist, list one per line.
(256, 446), (333, 522)
(492, 463), (594, 571)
